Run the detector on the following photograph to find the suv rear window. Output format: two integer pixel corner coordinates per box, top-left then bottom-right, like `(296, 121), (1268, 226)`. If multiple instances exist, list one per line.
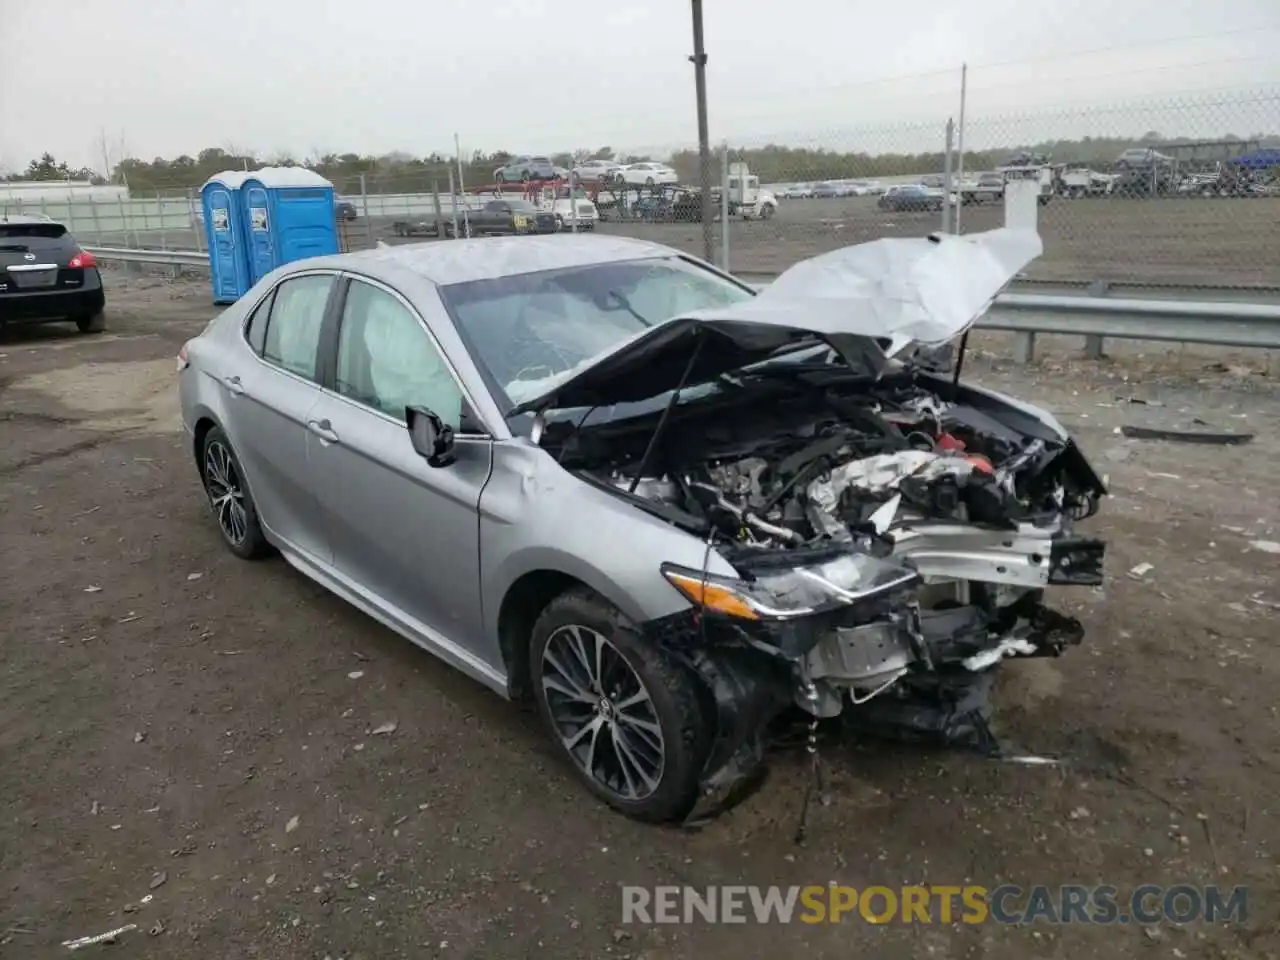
(0, 222), (69, 240)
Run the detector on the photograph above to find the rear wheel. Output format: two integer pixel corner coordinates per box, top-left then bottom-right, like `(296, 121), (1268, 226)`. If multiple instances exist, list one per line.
(200, 427), (271, 560)
(76, 311), (106, 334)
(530, 587), (711, 823)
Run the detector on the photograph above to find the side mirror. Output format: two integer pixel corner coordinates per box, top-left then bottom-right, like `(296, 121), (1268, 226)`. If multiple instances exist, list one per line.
(406, 406), (456, 467)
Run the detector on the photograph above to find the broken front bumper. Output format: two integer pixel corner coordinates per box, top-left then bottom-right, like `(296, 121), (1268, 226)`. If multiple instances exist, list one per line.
(887, 520), (1105, 589)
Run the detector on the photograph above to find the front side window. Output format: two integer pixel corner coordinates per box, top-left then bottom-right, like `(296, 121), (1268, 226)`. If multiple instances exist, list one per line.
(336, 280), (464, 429)
(262, 274), (333, 381)
(439, 257), (755, 409)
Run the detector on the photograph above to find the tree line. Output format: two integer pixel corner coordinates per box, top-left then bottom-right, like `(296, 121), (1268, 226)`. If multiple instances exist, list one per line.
(5, 132), (1275, 195)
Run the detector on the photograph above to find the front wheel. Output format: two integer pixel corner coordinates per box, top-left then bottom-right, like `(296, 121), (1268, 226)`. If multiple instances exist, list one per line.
(759, 203), (775, 220)
(530, 588), (712, 823)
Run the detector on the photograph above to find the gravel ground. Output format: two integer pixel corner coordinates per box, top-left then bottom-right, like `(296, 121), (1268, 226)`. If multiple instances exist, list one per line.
(2, 273), (1279, 959)
(328, 195), (1280, 290)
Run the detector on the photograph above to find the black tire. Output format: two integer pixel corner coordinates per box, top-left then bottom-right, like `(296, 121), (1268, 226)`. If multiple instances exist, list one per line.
(529, 587), (712, 823)
(760, 203), (775, 220)
(76, 310), (106, 333)
(200, 426), (271, 560)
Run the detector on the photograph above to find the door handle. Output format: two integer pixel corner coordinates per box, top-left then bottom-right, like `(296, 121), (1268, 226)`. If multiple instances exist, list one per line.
(223, 375), (246, 396)
(307, 418), (340, 444)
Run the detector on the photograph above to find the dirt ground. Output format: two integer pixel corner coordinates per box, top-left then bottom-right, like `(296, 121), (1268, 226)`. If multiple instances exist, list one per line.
(333, 195), (1280, 290)
(2, 272), (1280, 959)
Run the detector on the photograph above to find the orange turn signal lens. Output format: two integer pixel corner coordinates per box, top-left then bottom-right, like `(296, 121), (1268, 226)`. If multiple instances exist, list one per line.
(662, 571), (761, 621)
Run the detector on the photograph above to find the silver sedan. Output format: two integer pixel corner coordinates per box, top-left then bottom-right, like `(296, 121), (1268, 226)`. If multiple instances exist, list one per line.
(178, 232), (1106, 823)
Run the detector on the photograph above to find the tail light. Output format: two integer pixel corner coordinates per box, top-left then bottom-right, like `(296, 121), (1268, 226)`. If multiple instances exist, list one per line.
(176, 343), (190, 372)
(68, 250), (97, 269)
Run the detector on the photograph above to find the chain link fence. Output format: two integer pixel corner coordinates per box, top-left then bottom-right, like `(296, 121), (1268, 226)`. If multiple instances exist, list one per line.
(0, 188), (206, 251)
(606, 89), (1280, 289)
(3, 88), (1275, 290)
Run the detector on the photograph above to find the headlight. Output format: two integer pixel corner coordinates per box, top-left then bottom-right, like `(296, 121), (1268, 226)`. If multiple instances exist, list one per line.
(661, 553), (919, 621)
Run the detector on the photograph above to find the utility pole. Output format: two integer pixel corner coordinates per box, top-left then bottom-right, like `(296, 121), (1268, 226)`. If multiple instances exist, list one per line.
(690, 0), (714, 263)
(955, 62), (968, 235)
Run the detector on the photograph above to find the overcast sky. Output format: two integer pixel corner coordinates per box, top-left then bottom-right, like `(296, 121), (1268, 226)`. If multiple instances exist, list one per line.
(1, 0), (1277, 172)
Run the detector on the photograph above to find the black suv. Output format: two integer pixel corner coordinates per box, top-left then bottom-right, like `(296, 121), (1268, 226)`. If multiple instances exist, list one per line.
(0, 217), (106, 334)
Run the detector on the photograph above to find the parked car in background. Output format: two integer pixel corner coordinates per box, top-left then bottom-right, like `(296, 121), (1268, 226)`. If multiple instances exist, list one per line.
(335, 200), (359, 221)
(843, 181), (878, 196)
(615, 163), (680, 187)
(572, 159), (623, 182)
(0, 216), (106, 334)
(446, 198), (558, 236)
(391, 217), (442, 238)
(779, 183), (814, 199)
(176, 229), (1104, 825)
(959, 173), (1005, 204)
(494, 156), (560, 182)
(811, 181), (841, 198)
(878, 183), (944, 212)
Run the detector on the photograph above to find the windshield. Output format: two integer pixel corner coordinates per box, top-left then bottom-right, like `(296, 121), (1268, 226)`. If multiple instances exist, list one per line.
(438, 256), (755, 410)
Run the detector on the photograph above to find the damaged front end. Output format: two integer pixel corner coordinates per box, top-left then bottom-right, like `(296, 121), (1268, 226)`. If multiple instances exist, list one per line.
(552, 367), (1107, 820)
(637, 545), (926, 822)
(510, 228), (1108, 819)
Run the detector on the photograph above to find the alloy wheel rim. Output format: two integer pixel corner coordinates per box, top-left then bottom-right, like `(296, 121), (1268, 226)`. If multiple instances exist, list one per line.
(204, 440), (248, 545)
(540, 625), (665, 801)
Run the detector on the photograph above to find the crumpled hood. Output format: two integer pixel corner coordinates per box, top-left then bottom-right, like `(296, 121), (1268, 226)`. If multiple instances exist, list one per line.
(509, 227), (1042, 415)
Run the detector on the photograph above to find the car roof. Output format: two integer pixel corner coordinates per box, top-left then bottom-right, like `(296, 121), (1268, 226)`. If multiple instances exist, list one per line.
(0, 214), (68, 228)
(303, 234), (680, 286)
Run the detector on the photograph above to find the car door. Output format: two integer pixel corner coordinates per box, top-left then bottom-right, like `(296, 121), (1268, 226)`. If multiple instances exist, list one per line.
(306, 275), (497, 666)
(224, 271), (338, 564)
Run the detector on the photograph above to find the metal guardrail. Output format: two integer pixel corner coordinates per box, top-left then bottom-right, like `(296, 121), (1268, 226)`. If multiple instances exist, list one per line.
(88, 246), (208, 267)
(88, 246), (1280, 359)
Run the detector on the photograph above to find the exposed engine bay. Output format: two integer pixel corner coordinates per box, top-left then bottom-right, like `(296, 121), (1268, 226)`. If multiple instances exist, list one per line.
(608, 380), (1102, 550)
(549, 368), (1107, 766)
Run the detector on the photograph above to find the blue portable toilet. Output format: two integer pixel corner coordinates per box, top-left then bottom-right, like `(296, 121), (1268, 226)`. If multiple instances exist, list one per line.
(200, 170), (252, 304)
(239, 167), (339, 284)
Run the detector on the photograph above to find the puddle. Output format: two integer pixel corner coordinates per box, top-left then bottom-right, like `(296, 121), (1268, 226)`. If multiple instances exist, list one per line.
(6, 359), (181, 434)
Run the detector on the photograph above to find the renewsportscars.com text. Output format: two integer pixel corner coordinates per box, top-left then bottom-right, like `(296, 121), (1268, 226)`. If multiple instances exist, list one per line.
(620, 884), (1248, 925)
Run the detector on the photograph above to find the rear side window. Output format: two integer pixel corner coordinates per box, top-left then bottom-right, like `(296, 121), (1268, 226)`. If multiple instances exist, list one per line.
(244, 290), (275, 355)
(262, 274), (334, 381)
